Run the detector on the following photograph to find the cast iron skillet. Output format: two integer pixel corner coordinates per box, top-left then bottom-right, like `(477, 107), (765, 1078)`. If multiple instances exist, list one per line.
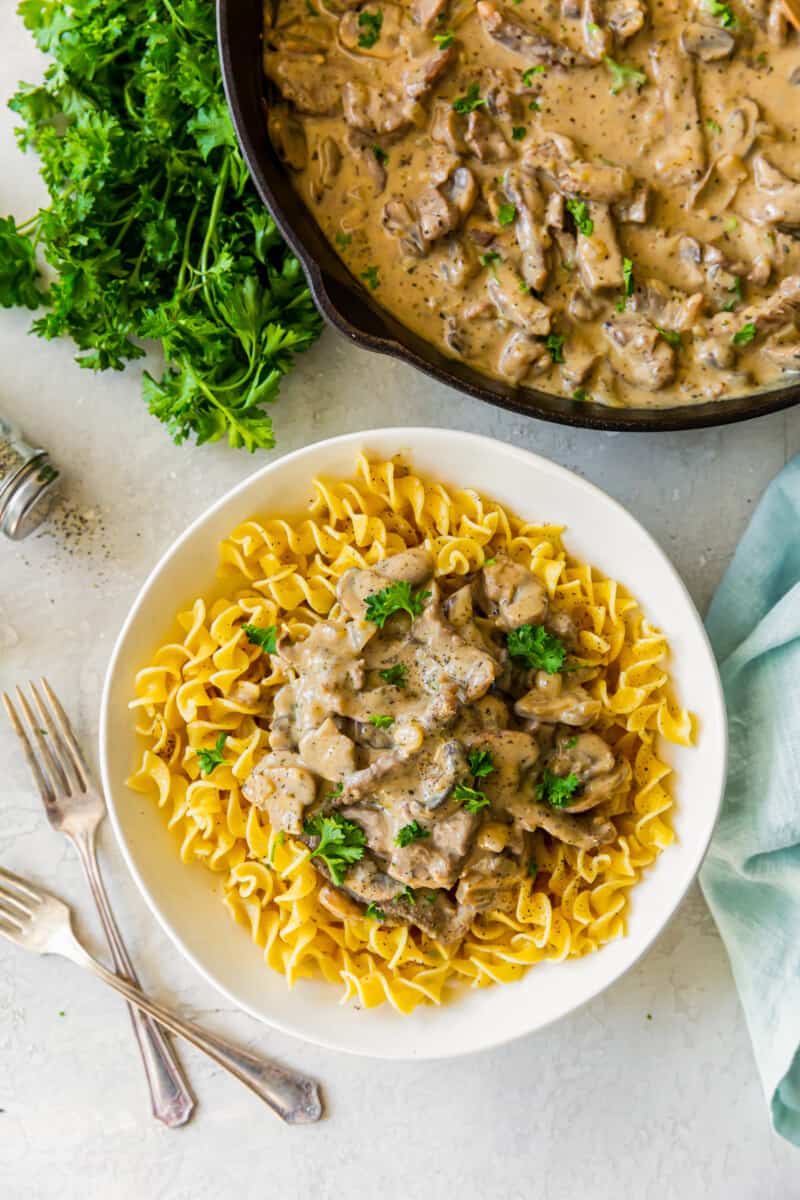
(217, 0), (800, 432)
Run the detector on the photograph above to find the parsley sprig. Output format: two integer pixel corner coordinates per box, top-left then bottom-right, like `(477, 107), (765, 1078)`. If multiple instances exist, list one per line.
(364, 580), (431, 627)
(536, 769), (580, 807)
(603, 56), (647, 95)
(197, 732), (227, 775)
(395, 820), (431, 847)
(304, 812), (366, 885)
(732, 321), (756, 346)
(454, 781), (490, 813)
(357, 8), (383, 48)
(467, 749), (495, 779)
(507, 624), (568, 673)
(566, 198), (594, 237)
(379, 664), (407, 688)
(242, 623), (277, 653)
(368, 714), (395, 729)
(1, 0), (322, 450)
(453, 82), (488, 114)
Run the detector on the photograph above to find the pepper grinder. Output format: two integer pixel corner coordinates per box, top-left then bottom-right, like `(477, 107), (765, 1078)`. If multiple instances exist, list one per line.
(0, 412), (61, 540)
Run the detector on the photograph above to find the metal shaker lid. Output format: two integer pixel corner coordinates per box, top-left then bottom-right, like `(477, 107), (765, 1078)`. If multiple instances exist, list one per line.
(0, 453), (61, 540)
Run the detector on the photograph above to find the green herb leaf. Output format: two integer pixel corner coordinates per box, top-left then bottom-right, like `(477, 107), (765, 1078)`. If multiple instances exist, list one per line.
(706, 118), (722, 134)
(732, 321), (756, 346)
(357, 8), (383, 48)
(395, 820), (431, 847)
(2, 3), (322, 451)
(536, 769), (581, 807)
(484, 555), (497, 565)
(433, 29), (454, 47)
(528, 98), (541, 112)
(242, 623), (278, 653)
(507, 623), (567, 673)
(522, 65), (546, 84)
(545, 332), (565, 363)
(498, 203), (517, 226)
(379, 663), (408, 687)
(452, 82), (488, 114)
(656, 326), (682, 347)
(511, 125), (527, 140)
(372, 144), (388, 165)
(467, 748), (496, 779)
(361, 265), (380, 290)
(335, 232), (353, 249)
(305, 812), (367, 885)
(454, 781), (490, 813)
(622, 256), (635, 297)
(603, 56), (647, 95)
(724, 215), (739, 232)
(706, 0), (737, 27)
(368, 713), (395, 729)
(399, 885), (416, 905)
(528, 859), (538, 877)
(364, 580), (431, 627)
(480, 251), (501, 269)
(566, 735), (578, 748)
(197, 731), (227, 775)
(327, 782), (344, 801)
(565, 198), (594, 237)
(572, 387), (590, 402)
(364, 901), (385, 920)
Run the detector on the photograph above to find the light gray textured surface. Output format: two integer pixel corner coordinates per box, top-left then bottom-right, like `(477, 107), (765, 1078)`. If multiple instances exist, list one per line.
(1, 15), (798, 1200)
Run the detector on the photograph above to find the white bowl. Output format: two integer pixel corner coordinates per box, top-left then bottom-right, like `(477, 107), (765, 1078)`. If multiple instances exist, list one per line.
(100, 428), (727, 1060)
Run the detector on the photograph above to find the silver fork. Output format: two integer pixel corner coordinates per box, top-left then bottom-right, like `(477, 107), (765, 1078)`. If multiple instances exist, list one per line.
(3, 679), (195, 1126)
(0, 864), (323, 1122)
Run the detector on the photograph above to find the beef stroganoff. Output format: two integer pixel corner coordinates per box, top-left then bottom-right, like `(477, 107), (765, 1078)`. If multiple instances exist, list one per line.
(128, 457), (693, 1012)
(263, 0), (800, 408)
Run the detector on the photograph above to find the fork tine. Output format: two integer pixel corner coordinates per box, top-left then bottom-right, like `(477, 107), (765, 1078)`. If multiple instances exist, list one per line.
(15, 686), (71, 798)
(2, 692), (55, 806)
(0, 865), (44, 903)
(0, 884), (34, 919)
(0, 909), (24, 934)
(29, 681), (87, 794)
(39, 678), (90, 791)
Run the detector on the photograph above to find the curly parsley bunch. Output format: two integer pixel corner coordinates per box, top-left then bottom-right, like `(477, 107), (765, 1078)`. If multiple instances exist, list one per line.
(0, 0), (322, 450)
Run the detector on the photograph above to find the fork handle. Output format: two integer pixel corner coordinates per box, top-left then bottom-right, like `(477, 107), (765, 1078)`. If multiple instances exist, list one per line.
(64, 936), (323, 1124)
(72, 831), (195, 1128)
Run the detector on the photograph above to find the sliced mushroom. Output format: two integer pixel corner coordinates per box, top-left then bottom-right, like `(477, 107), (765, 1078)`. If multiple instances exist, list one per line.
(602, 314), (677, 391)
(243, 750), (317, 835)
(477, 558), (549, 630)
(267, 103), (307, 170)
(339, 3), (405, 57)
(464, 109), (511, 162)
(498, 330), (550, 383)
(477, 0), (593, 66)
(515, 671), (602, 726)
(486, 262), (551, 335)
(342, 80), (420, 135)
(680, 21), (736, 60)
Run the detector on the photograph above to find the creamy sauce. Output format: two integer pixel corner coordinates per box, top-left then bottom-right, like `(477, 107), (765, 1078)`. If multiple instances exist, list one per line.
(243, 548), (632, 940)
(263, 0), (800, 408)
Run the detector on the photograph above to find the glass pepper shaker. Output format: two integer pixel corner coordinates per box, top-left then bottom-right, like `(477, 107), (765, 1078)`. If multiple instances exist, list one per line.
(0, 412), (60, 540)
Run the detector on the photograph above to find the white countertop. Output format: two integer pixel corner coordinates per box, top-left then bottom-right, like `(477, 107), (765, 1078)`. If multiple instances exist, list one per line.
(1, 15), (798, 1199)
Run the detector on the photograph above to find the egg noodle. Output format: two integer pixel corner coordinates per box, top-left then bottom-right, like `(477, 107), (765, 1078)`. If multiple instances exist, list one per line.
(128, 455), (694, 1013)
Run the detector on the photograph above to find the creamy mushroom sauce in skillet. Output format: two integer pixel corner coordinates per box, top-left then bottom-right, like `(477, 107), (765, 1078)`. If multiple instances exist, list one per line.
(243, 548), (633, 940)
(263, 0), (800, 408)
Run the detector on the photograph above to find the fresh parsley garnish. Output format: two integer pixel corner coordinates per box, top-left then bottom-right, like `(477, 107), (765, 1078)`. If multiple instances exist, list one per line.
(433, 29), (454, 47)
(372, 145), (388, 165)
(364, 580), (431, 627)
(723, 276), (744, 312)
(603, 56), (647, 95)
(305, 812), (366, 885)
(622, 257), (635, 297)
(522, 65), (546, 84)
(706, 118), (722, 134)
(361, 265), (380, 290)
(545, 332), (565, 363)
(566, 736), (578, 748)
(197, 732), (227, 775)
(511, 125), (527, 140)
(327, 781), (345, 801)
(452, 82), (488, 114)
(399, 885), (416, 905)
(364, 901), (385, 920)
(529, 99), (541, 112)
(566, 198), (594, 237)
(368, 713), (395, 729)
(395, 820), (431, 847)
(572, 387), (590, 402)
(498, 203), (517, 226)
(454, 781), (490, 813)
(242, 623), (278, 653)
(467, 749), (496, 779)
(357, 8), (383, 48)
(656, 326), (682, 347)
(507, 624), (567, 673)
(379, 663), (408, 687)
(724, 215), (739, 233)
(706, 0), (736, 27)
(484, 555), (497, 565)
(335, 232), (353, 249)
(536, 769), (580, 807)
(528, 858), (538, 877)
(0, 1), (322, 452)
(732, 321), (757, 346)
(480, 251), (502, 269)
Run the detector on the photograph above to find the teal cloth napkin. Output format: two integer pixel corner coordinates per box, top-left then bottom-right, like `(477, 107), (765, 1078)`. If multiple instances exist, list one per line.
(700, 455), (800, 1148)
